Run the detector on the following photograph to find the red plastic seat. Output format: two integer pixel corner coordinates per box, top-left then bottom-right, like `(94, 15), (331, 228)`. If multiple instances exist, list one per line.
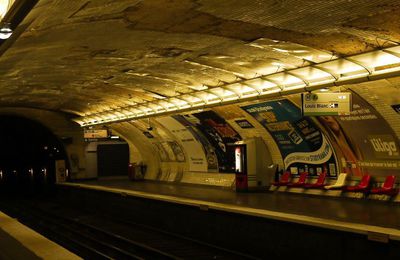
(287, 172), (308, 187)
(370, 175), (399, 196)
(271, 171), (291, 187)
(303, 172), (326, 189)
(342, 174), (370, 193)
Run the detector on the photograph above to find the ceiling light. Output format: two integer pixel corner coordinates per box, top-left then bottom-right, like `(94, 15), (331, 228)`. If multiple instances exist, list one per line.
(0, 23), (12, 40)
(273, 48), (290, 53)
(75, 45), (400, 126)
(188, 85), (208, 91)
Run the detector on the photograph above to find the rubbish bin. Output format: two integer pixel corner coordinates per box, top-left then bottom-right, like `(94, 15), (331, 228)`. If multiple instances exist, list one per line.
(128, 163), (136, 180)
(235, 173), (248, 192)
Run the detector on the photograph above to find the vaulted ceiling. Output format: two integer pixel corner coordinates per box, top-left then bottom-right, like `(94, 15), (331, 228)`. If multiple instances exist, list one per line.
(0, 0), (399, 121)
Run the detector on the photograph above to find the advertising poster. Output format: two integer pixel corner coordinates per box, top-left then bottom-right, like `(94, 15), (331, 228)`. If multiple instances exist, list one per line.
(158, 141), (185, 162)
(133, 119), (185, 163)
(191, 110), (242, 172)
(174, 110), (242, 173)
(213, 105), (245, 120)
(173, 114), (219, 171)
(242, 99), (337, 176)
(153, 142), (169, 162)
(156, 117), (208, 172)
(318, 92), (400, 175)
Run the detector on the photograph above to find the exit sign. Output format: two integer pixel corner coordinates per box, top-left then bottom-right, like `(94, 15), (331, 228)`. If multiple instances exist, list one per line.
(302, 92), (352, 116)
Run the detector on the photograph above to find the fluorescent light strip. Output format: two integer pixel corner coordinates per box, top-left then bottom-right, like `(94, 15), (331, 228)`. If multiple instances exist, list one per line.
(75, 45), (400, 126)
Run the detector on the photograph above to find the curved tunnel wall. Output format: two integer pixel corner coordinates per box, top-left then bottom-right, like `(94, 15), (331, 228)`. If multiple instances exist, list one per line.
(2, 80), (399, 190)
(111, 121), (161, 180)
(99, 79), (400, 188)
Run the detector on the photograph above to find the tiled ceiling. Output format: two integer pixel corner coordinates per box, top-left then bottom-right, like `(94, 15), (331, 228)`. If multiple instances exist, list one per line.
(0, 0), (398, 117)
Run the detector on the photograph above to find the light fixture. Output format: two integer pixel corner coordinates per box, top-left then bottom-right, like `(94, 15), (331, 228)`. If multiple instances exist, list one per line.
(0, 22), (12, 40)
(75, 45), (400, 126)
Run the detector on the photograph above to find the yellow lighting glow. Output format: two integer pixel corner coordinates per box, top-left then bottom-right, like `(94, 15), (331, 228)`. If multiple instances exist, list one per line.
(76, 45), (400, 126)
(356, 51), (400, 69)
(266, 73), (303, 87)
(0, 0), (13, 20)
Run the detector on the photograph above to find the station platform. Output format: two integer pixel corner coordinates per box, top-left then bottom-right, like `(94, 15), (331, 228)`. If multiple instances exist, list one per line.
(0, 211), (80, 260)
(61, 178), (400, 242)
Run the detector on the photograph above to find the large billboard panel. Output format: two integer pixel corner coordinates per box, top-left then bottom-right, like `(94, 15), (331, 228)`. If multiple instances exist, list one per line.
(173, 114), (219, 171)
(174, 110), (242, 173)
(242, 99), (337, 176)
(318, 91), (400, 175)
(156, 117), (208, 172)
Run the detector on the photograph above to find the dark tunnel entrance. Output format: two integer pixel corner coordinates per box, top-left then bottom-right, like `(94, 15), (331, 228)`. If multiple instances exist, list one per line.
(0, 115), (68, 191)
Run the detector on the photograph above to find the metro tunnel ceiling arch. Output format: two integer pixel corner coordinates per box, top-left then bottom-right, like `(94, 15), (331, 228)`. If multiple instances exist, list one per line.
(0, 0), (398, 186)
(0, 0), (400, 121)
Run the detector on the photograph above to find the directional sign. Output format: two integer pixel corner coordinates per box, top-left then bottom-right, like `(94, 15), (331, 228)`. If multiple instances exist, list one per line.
(84, 129), (108, 139)
(302, 92), (352, 116)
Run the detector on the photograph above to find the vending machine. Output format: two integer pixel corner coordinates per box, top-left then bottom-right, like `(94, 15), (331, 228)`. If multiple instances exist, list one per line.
(233, 137), (274, 191)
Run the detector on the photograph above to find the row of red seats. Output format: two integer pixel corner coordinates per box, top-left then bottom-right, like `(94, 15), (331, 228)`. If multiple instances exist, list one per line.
(271, 172), (399, 196)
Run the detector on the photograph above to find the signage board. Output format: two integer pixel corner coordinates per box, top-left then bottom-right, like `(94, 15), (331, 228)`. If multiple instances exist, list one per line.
(302, 92), (352, 116)
(235, 119), (254, 129)
(84, 129), (108, 139)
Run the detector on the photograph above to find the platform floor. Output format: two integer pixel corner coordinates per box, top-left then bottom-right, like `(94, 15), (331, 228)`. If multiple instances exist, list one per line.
(0, 211), (80, 260)
(62, 178), (400, 241)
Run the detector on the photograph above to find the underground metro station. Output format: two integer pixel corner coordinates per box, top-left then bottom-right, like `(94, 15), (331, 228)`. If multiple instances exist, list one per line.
(0, 0), (399, 259)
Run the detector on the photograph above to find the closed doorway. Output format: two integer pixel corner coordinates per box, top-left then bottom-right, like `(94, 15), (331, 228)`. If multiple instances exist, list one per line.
(97, 143), (129, 177)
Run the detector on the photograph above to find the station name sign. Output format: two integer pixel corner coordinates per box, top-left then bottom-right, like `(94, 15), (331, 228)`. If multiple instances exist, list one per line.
(84, 129), (109, 139)
(302, 92), (352, 116)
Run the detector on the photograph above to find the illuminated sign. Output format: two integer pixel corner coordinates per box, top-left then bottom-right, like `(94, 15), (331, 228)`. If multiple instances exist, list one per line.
(84, 129), (108, 139)
(235, 147), (242, 173)
(302, 92), (352, 116)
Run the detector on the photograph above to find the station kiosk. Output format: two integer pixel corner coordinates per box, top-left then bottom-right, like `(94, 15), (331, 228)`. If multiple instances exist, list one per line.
(233, 137), (274, 191)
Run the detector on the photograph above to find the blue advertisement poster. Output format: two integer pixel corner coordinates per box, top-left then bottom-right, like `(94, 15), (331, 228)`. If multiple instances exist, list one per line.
(242, 99), (337, 176)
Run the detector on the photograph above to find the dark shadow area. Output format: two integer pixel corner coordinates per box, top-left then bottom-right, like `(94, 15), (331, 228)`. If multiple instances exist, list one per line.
(97, 143), (129, 177)
(0, 115), (68, 193)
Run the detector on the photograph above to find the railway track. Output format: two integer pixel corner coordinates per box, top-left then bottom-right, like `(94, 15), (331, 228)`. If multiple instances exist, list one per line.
(0, 197), (258, 259)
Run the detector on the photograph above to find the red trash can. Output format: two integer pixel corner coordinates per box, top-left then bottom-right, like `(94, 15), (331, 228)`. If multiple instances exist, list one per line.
(235, 173), (248, 192)
(128, 163), (135, 180)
